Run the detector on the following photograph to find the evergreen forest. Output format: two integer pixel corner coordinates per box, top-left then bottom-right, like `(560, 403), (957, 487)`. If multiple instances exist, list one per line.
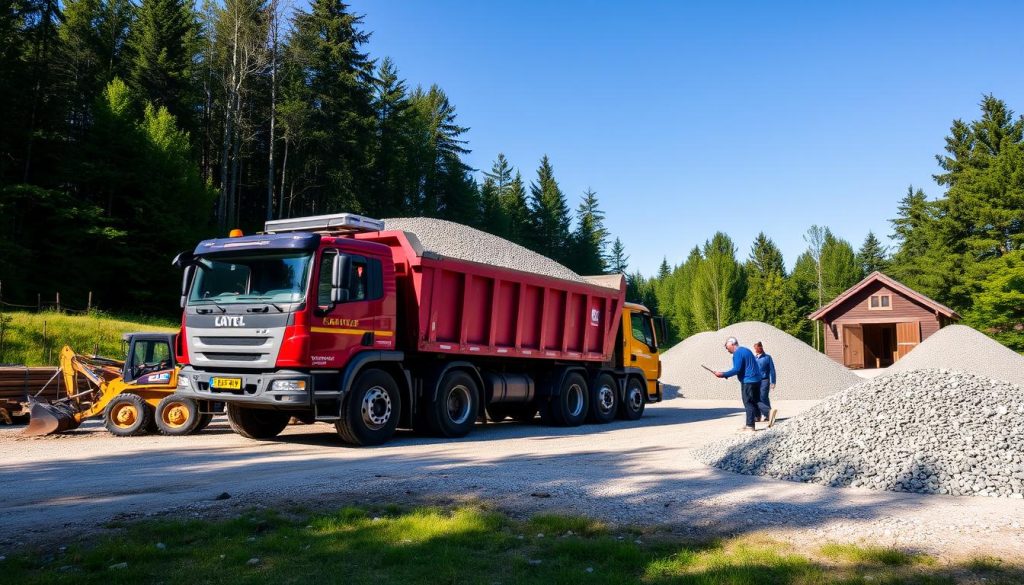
(2, 1), (1023, 351)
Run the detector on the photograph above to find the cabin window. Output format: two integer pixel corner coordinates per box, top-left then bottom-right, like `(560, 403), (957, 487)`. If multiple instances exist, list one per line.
(869, 294), (891, 310)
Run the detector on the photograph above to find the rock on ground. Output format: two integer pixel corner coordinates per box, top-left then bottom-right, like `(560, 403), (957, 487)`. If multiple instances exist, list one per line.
(695, 369), (1024, 498)
(661, 321), (860, 399)
(383, 217), (584, 282)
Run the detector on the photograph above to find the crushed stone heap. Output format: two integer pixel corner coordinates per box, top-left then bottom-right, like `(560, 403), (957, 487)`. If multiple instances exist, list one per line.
(887, 324), (1024, 387)
(660, 321), (860, 399)
(383, 217), (584, 283)
(695, 369), (1024, 498)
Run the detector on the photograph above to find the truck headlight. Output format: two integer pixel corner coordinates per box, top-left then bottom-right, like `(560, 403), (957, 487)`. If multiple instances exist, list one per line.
(271, 380), (306, 392)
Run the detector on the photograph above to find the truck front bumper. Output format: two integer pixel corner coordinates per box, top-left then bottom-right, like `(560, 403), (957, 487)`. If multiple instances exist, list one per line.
(175, 366), (312, 408)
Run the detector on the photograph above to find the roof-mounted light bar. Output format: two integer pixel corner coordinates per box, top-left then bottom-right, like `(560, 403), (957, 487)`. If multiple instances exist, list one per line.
(264, 213), (385, 234)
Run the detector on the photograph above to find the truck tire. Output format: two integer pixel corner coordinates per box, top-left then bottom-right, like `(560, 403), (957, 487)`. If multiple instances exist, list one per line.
(587, 373), (618, 424)
(104, 394), (153, 437)
(618, 376), (646, 421)
(226, 404), (290, 439)
(336, 369), (401, 446)
(540, 372), (588, 427)
(155, 395), (201, 436)
(427, 370), (479, 438)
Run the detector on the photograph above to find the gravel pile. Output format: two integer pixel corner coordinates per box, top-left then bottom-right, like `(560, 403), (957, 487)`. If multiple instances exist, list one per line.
(695, 369), (1024, 498)
(660, 321), (860, 399)
(383, 217), (584, 282)
(886, 324), (1024, 386)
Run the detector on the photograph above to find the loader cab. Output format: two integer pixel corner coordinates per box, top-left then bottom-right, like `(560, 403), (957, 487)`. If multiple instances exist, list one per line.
(122, 333), (178, 384)
(622, 303), (662, 402)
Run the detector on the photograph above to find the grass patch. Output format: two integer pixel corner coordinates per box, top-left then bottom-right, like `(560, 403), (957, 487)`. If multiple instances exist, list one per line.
(819, 543), (932, 567)
(0, 310), (176, 366)
(2, 504), (1021, 585)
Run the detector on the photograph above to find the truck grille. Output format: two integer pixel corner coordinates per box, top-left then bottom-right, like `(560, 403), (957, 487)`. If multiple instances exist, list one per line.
(186, 327), (285, 369)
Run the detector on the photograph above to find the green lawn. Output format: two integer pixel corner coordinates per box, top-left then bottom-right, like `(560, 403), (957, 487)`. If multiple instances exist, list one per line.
(0, 310), (177, 366)
(3, 505), (1020, 585)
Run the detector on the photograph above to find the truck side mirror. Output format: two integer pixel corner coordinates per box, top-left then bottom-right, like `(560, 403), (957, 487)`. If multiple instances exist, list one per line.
(172, 250), (194, 269)
(180, 265), (195, 309)
(653, 315), (668, 346)
(331, 254), (351, 303)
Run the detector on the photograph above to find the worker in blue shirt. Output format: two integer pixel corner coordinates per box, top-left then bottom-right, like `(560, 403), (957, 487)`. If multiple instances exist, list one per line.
(714, 337), (768, 431)
(753, 341), (779, 427)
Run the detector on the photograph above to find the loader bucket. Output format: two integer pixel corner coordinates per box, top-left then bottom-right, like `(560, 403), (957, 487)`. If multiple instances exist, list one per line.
(23, 398), (81, 436)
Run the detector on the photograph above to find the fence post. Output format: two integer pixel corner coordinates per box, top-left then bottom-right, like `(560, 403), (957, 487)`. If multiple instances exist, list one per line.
(43, 319), (49, 364)
(87, 291), (92, 313)
(56, 292), (60, 313)
(37, 293), (41, 312)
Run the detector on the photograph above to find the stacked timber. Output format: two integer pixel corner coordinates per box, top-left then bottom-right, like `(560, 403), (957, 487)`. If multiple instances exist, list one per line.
(0, 367), (86, 421)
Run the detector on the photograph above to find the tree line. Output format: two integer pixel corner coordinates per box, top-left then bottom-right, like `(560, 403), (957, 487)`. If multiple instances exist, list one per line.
(626, 96), (1024, 351)
(0, 0), (614, 313)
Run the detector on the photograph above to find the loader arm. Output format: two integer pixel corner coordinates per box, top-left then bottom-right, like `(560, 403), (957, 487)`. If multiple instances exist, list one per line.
(25, 346), (114, 436)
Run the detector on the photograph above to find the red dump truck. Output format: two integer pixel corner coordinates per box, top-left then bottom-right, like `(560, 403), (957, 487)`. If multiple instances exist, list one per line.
(173, 213), (662, 445)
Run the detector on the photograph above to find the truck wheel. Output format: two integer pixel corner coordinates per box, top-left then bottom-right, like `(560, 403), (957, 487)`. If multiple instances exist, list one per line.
(618, 377), (646, 421)
(226, 404), (290, 439)
(428, 370), (479, 438)
(155, 395), (201, 436)
(540, 372), (588, 427)
(587, 373), (618, 424)
(104, 394), (152, 437)
(336, 369), (401, 446)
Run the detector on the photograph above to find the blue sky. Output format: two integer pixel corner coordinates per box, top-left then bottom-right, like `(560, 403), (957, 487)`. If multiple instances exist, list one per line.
(348, 0), (1024, 276)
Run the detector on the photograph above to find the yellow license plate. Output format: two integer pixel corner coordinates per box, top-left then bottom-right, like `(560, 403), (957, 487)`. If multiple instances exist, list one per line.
(211, 377), (242, 390)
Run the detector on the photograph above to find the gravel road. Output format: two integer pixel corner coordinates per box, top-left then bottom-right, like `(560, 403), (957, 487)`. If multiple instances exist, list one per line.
(2, 400), (1022, 561)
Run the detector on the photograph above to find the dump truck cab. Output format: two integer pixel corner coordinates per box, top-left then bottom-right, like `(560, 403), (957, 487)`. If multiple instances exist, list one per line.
(621, 303), (662, 404)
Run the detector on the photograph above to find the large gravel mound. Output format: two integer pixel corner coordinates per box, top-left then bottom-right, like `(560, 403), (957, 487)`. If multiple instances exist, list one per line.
(661, 321), (860, 399)
(383, 217), (584, 282)
(695, 369), (1024, 498)
(887, 324), (1024, 386)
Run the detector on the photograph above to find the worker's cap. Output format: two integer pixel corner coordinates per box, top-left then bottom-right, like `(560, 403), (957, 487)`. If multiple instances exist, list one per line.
(724, 337), (738, 346)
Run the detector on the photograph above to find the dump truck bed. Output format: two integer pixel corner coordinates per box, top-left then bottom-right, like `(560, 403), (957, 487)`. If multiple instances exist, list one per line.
(355, 230), (625, 362)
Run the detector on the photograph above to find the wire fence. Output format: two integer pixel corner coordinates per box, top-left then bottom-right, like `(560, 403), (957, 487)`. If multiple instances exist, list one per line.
(0, 285), (105, 365)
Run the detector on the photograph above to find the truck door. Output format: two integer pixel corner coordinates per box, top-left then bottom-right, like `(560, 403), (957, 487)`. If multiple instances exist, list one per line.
(309, 249), (386, 368)
(626, 309), (661, 398)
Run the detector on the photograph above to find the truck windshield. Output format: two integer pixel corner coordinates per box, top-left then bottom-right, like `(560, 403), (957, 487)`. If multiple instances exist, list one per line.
(188, 252), (313, 305)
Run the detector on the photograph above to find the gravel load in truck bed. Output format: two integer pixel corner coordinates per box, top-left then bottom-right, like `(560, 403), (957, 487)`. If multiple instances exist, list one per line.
(885, 324), (1024, 386)
(695, 369), (1024, 498)
(382, 217), (585, 283)
(660, 321), (860, 400)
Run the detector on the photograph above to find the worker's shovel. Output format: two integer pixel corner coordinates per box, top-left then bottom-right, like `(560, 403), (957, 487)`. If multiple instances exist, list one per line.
(23, 397), (81, 436)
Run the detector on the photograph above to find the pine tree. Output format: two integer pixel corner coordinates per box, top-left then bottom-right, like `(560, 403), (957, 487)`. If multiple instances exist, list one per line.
(740, 233), (802, 336)
(671, 246), (702, 337)
(691, 232), (743, 331)
(856, 231), (889, 274)
(567, 188), (608, 275)
(369, 57), (415, 216)
(58, 0), (133, 133)
(528, 155), (571, 262)
(821, 232), (862, 300)
(288, 0), (376, 214)
(127, 0), (200, 131)
(503, 171), (531, 245)
(480, 154), (513, 236)
(409, 84), (476, 222)
(607, 237), (629, 274)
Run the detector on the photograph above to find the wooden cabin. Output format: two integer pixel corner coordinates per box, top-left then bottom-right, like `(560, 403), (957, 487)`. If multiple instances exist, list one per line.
(808, 272), (960, 369)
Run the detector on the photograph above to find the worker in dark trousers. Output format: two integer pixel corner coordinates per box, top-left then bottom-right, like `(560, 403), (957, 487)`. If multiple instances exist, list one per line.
(753, 341), (779, 428)
(714, 337), (762, 431)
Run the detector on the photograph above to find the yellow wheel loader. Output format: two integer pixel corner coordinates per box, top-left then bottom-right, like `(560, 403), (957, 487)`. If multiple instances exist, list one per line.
(24, 333), (220, 437)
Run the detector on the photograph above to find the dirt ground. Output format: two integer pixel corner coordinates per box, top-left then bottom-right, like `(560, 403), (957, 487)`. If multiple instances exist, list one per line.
(1, 399), (1022, 561)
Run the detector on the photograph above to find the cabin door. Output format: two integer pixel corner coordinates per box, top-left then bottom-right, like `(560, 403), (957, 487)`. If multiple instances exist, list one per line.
(843, 324), (865, 369)
(895, 321), (921, 360)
